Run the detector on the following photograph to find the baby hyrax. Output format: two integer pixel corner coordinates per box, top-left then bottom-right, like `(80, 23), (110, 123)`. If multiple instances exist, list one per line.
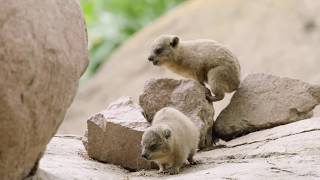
(141, 107), (200, 174)
(147, 35), (241, 102)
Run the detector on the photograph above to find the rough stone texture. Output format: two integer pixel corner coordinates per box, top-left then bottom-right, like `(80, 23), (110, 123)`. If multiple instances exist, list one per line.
(0, 0), (88, 179)
(309, 85), (320, 103)
(31, 118), (320, 179)
(28, 135), (128, 180)
(60, 0), (320, 135)
(85, 96), (152, 170)
(215, 73), (320, 140)
(139, 78), (215, 149)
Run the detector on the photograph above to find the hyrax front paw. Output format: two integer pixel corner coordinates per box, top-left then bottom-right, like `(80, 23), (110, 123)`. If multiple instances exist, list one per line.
(158, 164), (166, 173)
(190, 159), (202, 165)
(165, 167), (180, 175)
(188, 159), (198, 165)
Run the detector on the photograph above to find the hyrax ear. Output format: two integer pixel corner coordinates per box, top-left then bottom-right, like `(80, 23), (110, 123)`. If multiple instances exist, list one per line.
(170, 36), (179, 48)
(163, 129), (171, 139)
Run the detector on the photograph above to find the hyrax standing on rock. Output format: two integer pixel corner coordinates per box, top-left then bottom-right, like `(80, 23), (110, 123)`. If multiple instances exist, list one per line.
(147, 35), (241, 102)
(141, 107), (200, 174)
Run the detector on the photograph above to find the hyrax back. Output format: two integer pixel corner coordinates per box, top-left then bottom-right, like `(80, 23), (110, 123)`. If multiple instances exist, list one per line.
(147, 35), (241, 102)
(141, 107), (200, 174)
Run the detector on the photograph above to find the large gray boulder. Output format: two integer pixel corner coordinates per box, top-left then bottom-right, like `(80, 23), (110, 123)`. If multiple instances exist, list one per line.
(31, 118), (320, 179)
(139, 78), (215, 149)
(0, 0), (88, 179)
(84, 97), (152, 170)
(215, 73), (320, 140)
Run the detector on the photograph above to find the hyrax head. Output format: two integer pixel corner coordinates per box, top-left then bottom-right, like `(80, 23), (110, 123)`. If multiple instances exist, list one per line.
(147, 35), (180, 66)
(141, 126), (172, 161)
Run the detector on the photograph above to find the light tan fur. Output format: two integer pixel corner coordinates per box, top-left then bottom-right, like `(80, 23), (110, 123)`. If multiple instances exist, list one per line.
(147, 35), (241, 101)
(141, 107), (200, 174)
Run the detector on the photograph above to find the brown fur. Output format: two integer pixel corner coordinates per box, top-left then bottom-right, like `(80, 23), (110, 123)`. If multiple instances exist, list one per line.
(147, 35), (241, 101)
(141, 107), (200, 174)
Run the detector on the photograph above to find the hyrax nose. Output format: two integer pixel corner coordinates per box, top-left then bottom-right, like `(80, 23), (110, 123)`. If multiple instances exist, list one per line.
(148, 56), (154, 62)
(141, 153), (149, 159)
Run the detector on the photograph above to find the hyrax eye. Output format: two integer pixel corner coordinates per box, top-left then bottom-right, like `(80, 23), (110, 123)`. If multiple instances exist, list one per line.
(154, 48), (163, 55)
(150, 144), (160, 151)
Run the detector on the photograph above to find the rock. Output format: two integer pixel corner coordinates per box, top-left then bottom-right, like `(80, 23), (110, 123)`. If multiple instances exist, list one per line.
(309, 85), (320, 103)
(32, 118), (320, 179)
(139, 78), (215, 149)
(85, 96), (152, 170)
(215, 73), (320, 140)
(148, 117), (320, 180)
(0, 0), (88, 179)
(61, 0), (320, 135)
(28, 135), (128, 180)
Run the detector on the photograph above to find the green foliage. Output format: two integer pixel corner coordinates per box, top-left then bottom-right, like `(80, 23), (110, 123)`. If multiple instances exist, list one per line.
(80, 0), (186, 81)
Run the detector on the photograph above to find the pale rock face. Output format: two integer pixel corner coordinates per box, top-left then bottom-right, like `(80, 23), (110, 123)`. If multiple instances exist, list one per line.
(32, 118), (320, 179)
(215, 73), (320, 140)
(84, 96), (153, 170)
(28, 135), (128, 180)
(139, 78), (215, 149)
(0, 0), (88, 179)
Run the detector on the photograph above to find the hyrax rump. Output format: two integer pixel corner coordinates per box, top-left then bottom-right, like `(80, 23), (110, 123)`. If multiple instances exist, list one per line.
(147, 35), (241, 102)
(141, 107), (200, 174)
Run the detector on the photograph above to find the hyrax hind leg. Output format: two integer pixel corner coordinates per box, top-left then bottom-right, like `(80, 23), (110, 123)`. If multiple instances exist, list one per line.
(207, 66), (240, 102)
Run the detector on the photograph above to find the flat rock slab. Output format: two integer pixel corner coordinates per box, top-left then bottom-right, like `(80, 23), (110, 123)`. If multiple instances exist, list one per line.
(32, 118), (320, 179)
(215, 73), (320, 140)
(139, 78), (215, 148)
(84, 96), (152, 170)
(28, 135), (127, 180)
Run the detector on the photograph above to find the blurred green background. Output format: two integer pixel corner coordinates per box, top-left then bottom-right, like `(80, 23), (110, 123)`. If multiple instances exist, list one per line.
(80, 0), (186, 81)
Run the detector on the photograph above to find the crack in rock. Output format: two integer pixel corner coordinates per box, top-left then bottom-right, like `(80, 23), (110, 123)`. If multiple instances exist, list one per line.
(226, 128), (320, 148)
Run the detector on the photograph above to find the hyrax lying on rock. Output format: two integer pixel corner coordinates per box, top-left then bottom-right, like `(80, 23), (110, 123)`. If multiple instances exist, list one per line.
(147, 35), (241, 102)
(141, 107), (200, 174)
